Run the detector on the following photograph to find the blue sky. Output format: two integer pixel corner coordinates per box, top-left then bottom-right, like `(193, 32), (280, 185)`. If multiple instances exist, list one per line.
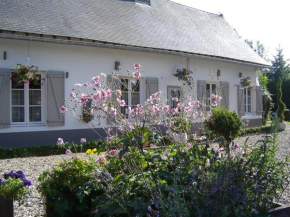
(172, 0), (290, 62)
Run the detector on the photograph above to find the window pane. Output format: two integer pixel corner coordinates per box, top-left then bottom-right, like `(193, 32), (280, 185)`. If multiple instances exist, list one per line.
(122, 92), (128, 105)
(12, 107), (25, 122)
(121, 106), (128, 116)
(29, 107), (41, 122)
(12, 90), (24, 105)
(206, 84), (210, 98)
(248, 105), (251, 112)
(212, 84), (216, 95)
(121, 79), (128, 91)
(131, 80), (140, 92)
(29, 90), (41, 105)
(132, 93), (140, 105)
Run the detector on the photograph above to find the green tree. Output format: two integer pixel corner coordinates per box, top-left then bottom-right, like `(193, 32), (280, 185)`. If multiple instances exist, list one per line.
(277, 78), (286, 122)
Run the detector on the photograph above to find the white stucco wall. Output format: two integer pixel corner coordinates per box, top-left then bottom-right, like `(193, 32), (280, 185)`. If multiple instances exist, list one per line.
(0, 38), (260, 133)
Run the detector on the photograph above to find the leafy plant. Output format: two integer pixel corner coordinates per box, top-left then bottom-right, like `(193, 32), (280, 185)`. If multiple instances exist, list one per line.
(173, 68), (194, 85)
(11, 64), (39, 87)
(277, 78), (286, 122)
(0, 171), (31, 201)
(171, 116), (190, 134)
(240, 77), (252, 87)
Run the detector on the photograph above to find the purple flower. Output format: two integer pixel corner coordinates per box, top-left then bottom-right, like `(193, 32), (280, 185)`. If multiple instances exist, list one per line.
(0, 179), (4, 184)
(21, 178), (32, 186)
(65, 149), (72, 156)
(147, 206), (152, 212)
(16, 171), (25, 179)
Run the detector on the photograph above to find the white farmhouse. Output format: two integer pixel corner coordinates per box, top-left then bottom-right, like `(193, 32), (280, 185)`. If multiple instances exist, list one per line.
(0, 0), (270, 147)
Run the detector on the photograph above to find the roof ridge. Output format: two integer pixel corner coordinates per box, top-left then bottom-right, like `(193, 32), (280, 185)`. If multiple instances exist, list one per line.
(165, 0), (221, 16)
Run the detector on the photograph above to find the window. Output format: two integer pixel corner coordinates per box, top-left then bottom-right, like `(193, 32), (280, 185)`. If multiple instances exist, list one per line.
(120, 78), (140, 115)
(167, 86), (182, 109)
(244, 87), (251, 113)
(11, 74), (42, 124)
(206, 83), (217, 111)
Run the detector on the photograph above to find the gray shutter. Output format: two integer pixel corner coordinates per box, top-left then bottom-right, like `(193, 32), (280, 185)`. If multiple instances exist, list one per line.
(197, 80), (206, 101)
(0, 69), (11, 128)
(47, 71), (65, 126)
(106, 75), (121, 124)
(256, 86), (263, 115)
(146, 77), (158, 99)
(220, 81), (229, 109)
(237, 86), (245, 117)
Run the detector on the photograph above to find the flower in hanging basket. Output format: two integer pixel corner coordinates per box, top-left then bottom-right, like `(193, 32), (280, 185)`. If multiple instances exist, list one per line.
(11, 64), (39, 87)
(240, 77), (252, 87)
(173, 68), (194, 86)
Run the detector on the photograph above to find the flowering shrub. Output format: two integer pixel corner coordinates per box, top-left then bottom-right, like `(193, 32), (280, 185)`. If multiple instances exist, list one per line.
(173, 68), (194, 86)
(0, 171), (31, 201)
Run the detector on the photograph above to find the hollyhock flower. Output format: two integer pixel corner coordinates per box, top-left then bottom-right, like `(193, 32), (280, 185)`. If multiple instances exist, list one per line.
(152, 105), (160, 113)
(137, 104), (143, 109)
(93, 92), (101, 101)
(80, 138), (86, 144)
(216, 95), (222, 101)
(212, 101), (218, 107)
(80, 94), (88, 104)
(189, 101), (195, 107)
(119, 100), (126, 107)
(172, 108), (179, 114)
(172, 97), (179, 102)
(162, 105), (170, 113)
(156, 91), (162, 97)
(184, 106), (190, 113)
(193, 111), (198, 117)
(134, 63), (142, 69)
(26, 80), (30, 85)
(109, 108), (117, 116)
(60, 106), (67, 114)
(177, 102), (184, 108)
(126, 107), (132, 114)
(133, 71), (141, 79)
(98, 157), (104, 164)
(65, 149), (72, 155)
(199, 111), (204, 117)
(107, 136), (113, 142)
(92, 76), (100, 84)
(108, 149), (118, 157)
(115, 90), (122, 97)
(106, 89), (112, 97)
(186, 96), (192, 100)
(57, 138), (64, 145)
(150, 93), (156, 100)
(70, 92), (76, 98)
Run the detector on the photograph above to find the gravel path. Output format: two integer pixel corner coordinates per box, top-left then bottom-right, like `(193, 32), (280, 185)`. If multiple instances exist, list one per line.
(0, 126), (289, 217)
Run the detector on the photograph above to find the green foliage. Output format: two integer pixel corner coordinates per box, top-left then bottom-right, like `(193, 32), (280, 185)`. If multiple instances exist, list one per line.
(38, 157), (100, 217)
(0, 178), (27, 201)
(240, 126), (271, 136)
(204, 107), (243, 144)
(262, 91), (273, 125)
(259, 73), (269, 91)
(277, 78), (286, 122)
(171, 116), (190, 134)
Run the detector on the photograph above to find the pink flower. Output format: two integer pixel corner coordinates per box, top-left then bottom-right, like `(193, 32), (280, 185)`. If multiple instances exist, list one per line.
(134, 63), (142, 69)
(98, 157), (104, 164)
(70, 92), (76, 98)
(188, 101), (195, 107)
(193, 111), (198, 117)
(26, 80), (30, 85)
(208, 111), (212, 116)
(133, 71), (141, 79)
(243, 148), (252, 154)
(115, 90), (122, 97)
(60, 105), (67, 114)
(184, 106), (190, 113)
(57, 138), (64, 145)
(216, 95), (222, 101)
(162, 105), (170, 113)
(93, 92), (101, 101)
(177, 102), (184, 108)
(109, 108), (117, 116)
(137, 104), (143, 109)
(218, 147), (224, 153)
(152, 105), (160, 113)
(150, 94), (156, 100)
(199, 111), (204, 117)
(65, 149), (72, 155)
(80, 94), (88, 104)
(126, 107), (132, 114)
(119, 100), (126, 107)
(106, 89), (112, 98)
(80, 138), (86, 144)
(123, 152), (132, 157)
(107, 136), (113, 142)
(212, 101), (217, 107)
(172, 108), (179, 114)
(172, 97), (179, 102)
(92, 76), (100, 84)
(108, 149), (118, 157)
(211, 94), (216, 99)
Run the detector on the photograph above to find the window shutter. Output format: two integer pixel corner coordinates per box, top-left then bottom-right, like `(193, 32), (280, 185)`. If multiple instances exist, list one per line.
(197, 80), (206, 102)
(146, 77), (158, 99)
(237, 86), (245, 117)
(0, 69), (11, 129)
(106, 75), (121, 124)
(220, 81), (229, 109)
(256, 86), (263, 115)
(47, 71), (65, 126)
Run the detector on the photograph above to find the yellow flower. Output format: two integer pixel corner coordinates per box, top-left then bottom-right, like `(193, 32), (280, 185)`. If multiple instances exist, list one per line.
(86, 149), (92, 155)
(92, 148), (97, 154)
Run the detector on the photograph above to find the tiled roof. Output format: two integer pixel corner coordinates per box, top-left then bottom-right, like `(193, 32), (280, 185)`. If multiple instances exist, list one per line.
(0, 0), (270, 66)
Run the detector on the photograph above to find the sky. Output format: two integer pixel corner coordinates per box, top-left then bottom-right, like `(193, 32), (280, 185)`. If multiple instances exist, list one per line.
(171, 0), (290, 63)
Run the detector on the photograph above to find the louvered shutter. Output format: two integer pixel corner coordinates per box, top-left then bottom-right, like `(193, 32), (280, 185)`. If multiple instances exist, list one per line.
(237, 86), (245, 117)
(146, 77), (158, 99)
(0, 69), (11, 128)
(256, 86), (263, 115)
(220, 81), (229, 109)
(197, 80), (206, 102)
(106, 75), (121, 124)
(47, 71), (65, 126)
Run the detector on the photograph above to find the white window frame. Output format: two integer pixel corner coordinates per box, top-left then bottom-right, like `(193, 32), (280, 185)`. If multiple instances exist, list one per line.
(244, 87), (251, 113)
(120, 77), (140, 116)
(167, 86), (182, 109)
(206, 82), (218, 111)
(10, 71), (45, 126)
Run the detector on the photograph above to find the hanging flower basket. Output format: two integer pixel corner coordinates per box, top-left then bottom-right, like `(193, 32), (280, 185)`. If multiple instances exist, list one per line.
(11, 64), (39, 87)
(240, 77), (252, 88)
(173, 68), (194, 86)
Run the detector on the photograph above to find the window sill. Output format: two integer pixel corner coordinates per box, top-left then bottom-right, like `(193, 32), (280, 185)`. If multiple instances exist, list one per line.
(242, 113), (262, 119)
(11, 123), (46, 128)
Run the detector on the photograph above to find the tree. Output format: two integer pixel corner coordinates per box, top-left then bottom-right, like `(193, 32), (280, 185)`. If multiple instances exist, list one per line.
(277, 78), (286, 122)
(245, 40), (269, 61)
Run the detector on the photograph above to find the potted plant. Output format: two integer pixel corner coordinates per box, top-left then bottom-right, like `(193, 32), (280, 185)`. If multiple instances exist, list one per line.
(0, 171), (32, 217)
(11, 64), (39, 87)
(82, 98), (94, 123)
(277, 78), (286, 131)
(173, 68), (194, 86)
(171, 116), (190, 143)
(240, 77), (252, 88)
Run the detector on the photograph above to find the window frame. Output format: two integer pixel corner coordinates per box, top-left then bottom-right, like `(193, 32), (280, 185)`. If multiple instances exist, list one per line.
(205, 82), (218, 111)
(244, 87), (251, 113)
(10, 70), (45, 126)
(167, 86), (182, 109)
